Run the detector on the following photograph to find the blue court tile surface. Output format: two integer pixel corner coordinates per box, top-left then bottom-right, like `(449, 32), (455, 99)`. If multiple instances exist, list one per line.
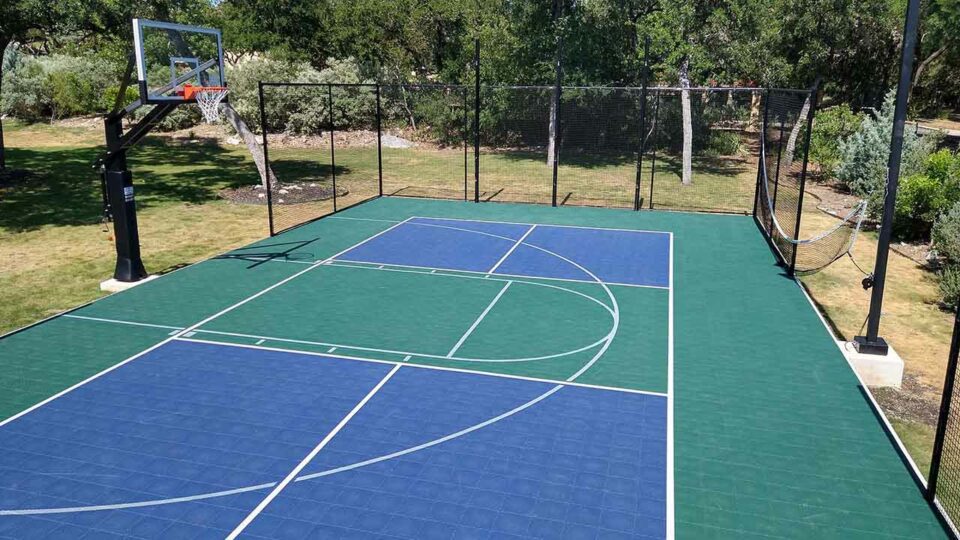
(241, 367), (668, 539)
(337, 217), (532, 273)
(0, 341), (393, 538)
(492, 225), (671, 288)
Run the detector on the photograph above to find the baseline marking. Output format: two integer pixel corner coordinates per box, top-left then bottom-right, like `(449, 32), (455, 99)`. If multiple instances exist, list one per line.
(226, 363), (402, 539)
(446, 281), (513, 358)
(62, 314), (180, 331)
(488, 225), (536, 273)
(0, 217), (414, 430)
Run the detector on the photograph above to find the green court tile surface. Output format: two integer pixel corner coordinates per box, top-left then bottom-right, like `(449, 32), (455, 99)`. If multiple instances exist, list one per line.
(0, 196), (949, 538)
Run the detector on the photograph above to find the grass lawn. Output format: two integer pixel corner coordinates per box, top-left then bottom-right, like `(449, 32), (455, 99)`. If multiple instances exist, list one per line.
(1, 118), (953, 480)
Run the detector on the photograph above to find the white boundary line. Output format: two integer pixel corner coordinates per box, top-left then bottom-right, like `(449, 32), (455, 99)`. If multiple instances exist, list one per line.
(488, 225), (536, 273)
(666, 232), (675, 540)
(446, 281), (513, 357)
(793, 279), (929, 487)
(226, 364), (402, 539)
(62, 314), (181, 331)
(0, 217), (414, 430)
(177, 337), (668, 398)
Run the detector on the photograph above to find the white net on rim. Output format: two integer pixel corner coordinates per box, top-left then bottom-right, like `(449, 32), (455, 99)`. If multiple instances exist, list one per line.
(195, 87), (229, 123)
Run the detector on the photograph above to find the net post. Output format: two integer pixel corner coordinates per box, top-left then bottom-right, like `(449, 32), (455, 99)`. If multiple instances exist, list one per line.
(328, 84), (337, 212)
(788, 80), (821, 275)
(753, 89), (771, 219)
(375, 83), (383, 197)
(258, 82), (275, 236)
(648, 90), (660, 209)
(463, 86), (468, 201)
(473, 39), (481, 203)
(929, 307), (960, 502)
(634, 37), (650, 212)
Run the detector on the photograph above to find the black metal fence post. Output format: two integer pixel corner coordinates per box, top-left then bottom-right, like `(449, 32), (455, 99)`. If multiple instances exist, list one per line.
(463, 87), (468, 201)
(258, 82), (275, 236)
(327, 84), (337, 212)
(754, 88), (771, 218)
(551, 38), (563, 208)
(788, 82), (821, 275)
(929, 308), (960, 502)
(634, 37), (650, 211)
(375, 83), (383, 197)
(648, 90), (660, 209)
(474, 39), (481, 203)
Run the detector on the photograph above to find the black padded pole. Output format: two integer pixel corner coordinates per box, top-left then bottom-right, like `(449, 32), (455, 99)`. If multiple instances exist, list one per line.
(376, 84), (383, 197)
(634, 37), (650, 211)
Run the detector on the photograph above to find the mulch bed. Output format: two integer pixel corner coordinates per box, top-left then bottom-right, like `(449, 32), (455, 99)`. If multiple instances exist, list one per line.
(872, 372), (943, 427)
(219, 182), (348, 205)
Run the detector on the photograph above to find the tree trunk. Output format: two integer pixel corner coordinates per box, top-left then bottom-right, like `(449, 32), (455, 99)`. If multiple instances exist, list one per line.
(783, 90), (812, 170)
(0, 37), (9, 170)
(749, 90), (761, 130)
(222, 103), (276, 189)
(909, 46), (945, 104)
(679, 60), (693, 185)
(546, 0), (562, 167)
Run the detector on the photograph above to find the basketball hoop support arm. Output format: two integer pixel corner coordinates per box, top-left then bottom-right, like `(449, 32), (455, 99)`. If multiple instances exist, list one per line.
(97, 102), (177, 282)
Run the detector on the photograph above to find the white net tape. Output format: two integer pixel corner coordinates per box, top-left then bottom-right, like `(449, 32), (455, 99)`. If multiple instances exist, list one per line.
(195, 88), (228, 123)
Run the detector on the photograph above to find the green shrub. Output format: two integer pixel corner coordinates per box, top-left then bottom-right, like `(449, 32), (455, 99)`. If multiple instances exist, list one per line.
(836, 90), (936, 216)
(933, 202), (960, 263)
(704, 131), (743, 157)
(894, 173), (950, 238)
(2, 52), (121, 120)
(939, 265), (960, 309)
(810, 106), (861, 178)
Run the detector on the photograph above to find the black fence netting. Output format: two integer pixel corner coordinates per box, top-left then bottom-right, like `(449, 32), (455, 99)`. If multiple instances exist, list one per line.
(558, 87), (643, 208)
(380, 85), (470, 200)
(929, 309), (960, 537)
(755, 89), (811, 269)
(644, 88), (763, 213)
(259, 83), (380, 234)
(478, 86), (555, 204)
(258, 83), (815, 234)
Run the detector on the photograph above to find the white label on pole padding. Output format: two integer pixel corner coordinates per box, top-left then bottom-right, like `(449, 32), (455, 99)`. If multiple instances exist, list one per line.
(123, 186), (135, 202)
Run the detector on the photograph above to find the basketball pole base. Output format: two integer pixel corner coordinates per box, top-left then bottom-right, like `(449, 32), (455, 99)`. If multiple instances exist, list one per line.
(852, 335), (890, 356)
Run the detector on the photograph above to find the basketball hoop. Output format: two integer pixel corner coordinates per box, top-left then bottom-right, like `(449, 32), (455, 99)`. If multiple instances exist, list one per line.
(184, 84), (228, 123)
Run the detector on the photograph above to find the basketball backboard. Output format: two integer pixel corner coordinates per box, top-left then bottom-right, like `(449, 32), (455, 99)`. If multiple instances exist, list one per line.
(132, 19), (225, 103)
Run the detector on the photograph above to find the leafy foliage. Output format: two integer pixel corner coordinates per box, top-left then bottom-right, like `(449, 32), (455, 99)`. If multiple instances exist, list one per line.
(939, 265), (960, 309)
(810, 106), (861, 178)
(835, 91), (935, 215)
(934, 201), (960, 264)
(1, 52), (120, 120)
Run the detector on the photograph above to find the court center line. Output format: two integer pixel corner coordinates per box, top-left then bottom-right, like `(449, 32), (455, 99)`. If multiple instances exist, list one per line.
(226, 363), (402, 539)
(0, 217), (415, 431)
(446, 281), (513, 358)
(487, 225), (536, 274)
